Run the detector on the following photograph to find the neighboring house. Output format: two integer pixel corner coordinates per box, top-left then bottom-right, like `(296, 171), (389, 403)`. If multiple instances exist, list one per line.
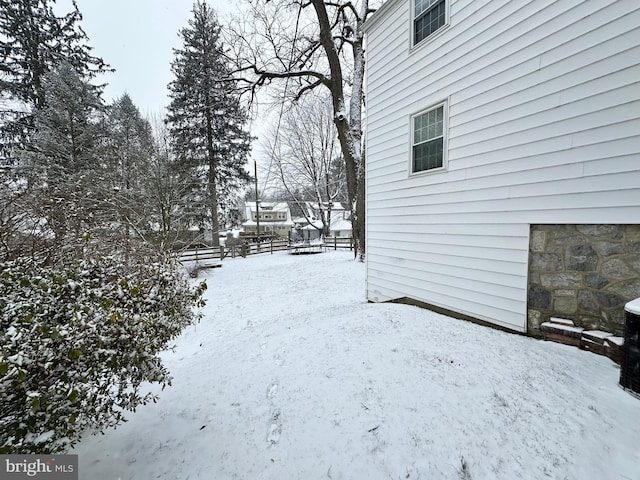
(293, 201), (352, 237)
(242, 202), (294, 238)
(329, 217), (352, 238)
(364, 0), (640, 334)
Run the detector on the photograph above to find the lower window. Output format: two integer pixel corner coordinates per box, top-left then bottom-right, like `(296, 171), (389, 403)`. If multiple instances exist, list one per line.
(412, 103), (445, 173)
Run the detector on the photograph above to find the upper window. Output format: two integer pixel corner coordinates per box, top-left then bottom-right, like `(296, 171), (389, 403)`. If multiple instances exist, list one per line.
(414, 0), (446, 45)
(412, 103), (445, 173)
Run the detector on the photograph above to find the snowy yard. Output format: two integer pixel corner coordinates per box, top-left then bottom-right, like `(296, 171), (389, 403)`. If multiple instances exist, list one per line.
(73, 251), (640, 480)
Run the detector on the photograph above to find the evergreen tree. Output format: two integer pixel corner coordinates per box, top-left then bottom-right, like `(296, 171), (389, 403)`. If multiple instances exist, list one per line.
(0, 0), (109, 160)
(23, 62), (104, 260)
(105, 94), (154, 192)
(102, 94), (155, 244)
(166, 1), (251, 246)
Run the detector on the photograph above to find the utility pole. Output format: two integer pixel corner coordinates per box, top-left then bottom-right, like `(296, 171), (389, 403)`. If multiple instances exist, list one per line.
(254, 160), (260, 241)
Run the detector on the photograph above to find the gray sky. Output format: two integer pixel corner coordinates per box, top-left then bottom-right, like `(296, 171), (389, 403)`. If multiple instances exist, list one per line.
(56, 0), (238, 116)
(54, 0), (278, 186)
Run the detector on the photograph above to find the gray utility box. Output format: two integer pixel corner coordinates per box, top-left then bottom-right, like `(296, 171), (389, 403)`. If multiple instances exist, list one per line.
(620, 298), (640, 396)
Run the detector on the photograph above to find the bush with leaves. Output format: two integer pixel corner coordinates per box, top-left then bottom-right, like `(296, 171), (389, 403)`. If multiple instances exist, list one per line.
(0, 254), (206, 453)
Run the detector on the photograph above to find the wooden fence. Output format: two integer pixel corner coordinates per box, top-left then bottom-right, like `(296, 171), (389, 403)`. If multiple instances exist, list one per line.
(327, 236), (354, 251)
(178, 236), (353, 266)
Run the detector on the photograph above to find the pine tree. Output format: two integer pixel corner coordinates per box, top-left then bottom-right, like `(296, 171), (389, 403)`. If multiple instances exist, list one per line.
(166, 1), (251, 246)
(23, 62), (104, 260)
(105, 94), (153, 192)
(102, 94), (155, 244)
(0, 0), (109, 160)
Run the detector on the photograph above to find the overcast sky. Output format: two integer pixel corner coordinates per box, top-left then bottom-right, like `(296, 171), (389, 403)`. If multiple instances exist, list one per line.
(55, 0), (239, 117)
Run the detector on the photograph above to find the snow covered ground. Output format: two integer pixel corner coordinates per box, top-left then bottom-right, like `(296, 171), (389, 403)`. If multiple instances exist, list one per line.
(73, 250), (640, 480)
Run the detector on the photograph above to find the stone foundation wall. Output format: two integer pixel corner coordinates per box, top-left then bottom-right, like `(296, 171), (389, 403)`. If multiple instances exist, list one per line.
(527, 224), (640, 336)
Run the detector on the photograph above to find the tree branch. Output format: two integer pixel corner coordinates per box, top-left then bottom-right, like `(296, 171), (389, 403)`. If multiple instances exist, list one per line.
(292, 79), (325, 101)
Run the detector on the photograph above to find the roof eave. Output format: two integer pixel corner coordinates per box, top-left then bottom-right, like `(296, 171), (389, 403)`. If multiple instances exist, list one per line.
(363, 0), (403, 33)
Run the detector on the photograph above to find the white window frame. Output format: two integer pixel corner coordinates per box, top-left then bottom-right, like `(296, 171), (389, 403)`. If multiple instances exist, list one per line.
(411, 0), (449, 49)
(409, 101), (448, 176)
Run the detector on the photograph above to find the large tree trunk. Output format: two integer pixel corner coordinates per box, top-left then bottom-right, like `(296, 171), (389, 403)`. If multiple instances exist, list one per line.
(208, 159), (221, 248)
(311, 0), (365, 260)
(351, 14), (367, 262)
(230, 0), (373, 259)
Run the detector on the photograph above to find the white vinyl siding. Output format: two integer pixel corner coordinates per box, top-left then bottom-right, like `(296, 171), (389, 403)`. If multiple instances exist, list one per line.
(364, 0), (640, 332)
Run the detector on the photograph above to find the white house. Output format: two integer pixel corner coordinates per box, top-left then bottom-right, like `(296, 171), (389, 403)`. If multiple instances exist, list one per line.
(292, 201), (352, 237)
(242, 202), (294, 238)
(364, 0), (640, 333)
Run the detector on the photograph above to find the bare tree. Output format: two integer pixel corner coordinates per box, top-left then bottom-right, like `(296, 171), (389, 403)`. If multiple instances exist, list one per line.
(0, 166), (48, 261)
(105, 111), (196, 252)
(147, 114), (195, 250)
(262, 92), (346, 236)
(228, 0), (376, 260)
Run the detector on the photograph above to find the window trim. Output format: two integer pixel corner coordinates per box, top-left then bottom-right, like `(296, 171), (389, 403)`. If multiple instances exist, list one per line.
(410, 0), (449, 50)
(409, 100), (448, 176)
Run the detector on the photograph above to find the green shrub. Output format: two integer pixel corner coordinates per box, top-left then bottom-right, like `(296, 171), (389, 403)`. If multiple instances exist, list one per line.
(0, 255), (206, 453)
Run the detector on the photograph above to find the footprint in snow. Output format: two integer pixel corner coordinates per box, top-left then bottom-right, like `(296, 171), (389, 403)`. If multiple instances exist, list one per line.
(267, 382), (279, 399)
(267, 410), (282, 445)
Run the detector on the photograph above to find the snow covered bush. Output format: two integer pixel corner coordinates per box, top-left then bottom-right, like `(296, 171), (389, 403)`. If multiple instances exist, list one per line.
(0, 255), (206, 453)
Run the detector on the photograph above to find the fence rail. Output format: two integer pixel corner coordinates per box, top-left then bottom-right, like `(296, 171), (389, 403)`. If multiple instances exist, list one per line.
(178, 236), (353, 265)
(327, 236), (354, 251)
